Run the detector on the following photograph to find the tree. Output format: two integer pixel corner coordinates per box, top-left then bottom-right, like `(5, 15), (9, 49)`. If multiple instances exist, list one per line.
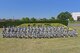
(40, 18), (48, 22)
(42, 18), (47, 22)
(51, 17), (55, 20)
(25, 17), (30, 23)
(21, 17), (26, 22)
(30, 17), (36, 22)
(69, 17), (74, 22)
(57, 11), (74, 21)
(21, 17), (30, 23)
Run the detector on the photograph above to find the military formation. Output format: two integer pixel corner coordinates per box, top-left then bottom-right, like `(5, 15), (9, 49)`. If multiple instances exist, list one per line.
(2, 25), (78, 38)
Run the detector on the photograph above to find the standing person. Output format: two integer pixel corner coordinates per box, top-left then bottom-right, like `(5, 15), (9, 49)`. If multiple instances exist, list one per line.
(23, 27), (27, 38)
(6, 26), (9, 38)
(2, 26), (6, 38)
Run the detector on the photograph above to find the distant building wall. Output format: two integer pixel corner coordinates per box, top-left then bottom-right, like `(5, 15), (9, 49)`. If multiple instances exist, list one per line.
(71, 12), (80, 21)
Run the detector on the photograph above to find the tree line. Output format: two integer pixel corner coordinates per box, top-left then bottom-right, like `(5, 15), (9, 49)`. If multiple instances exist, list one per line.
(21, 11), (74, 23)
(0, 11), (74, 27)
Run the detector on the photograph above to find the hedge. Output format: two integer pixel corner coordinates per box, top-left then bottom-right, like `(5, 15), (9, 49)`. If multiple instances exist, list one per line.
(0, 20), (68, 28)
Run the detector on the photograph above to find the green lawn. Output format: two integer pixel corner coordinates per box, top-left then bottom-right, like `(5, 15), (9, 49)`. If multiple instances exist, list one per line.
(0, 37), (80, 53)
(0, 23), (80, 53)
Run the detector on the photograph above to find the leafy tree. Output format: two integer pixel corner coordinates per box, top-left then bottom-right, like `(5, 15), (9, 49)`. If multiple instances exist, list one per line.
(2, 18), (6, 21)
(40, 18), (48, 22)
(42, 18), (47, 22)
(57, 11), (74, 21)
(25, 17), (30, 23)
(30, 17), (36, 22)
(51, 17), (55, 20)
(21, 17), (30, 23)
(21, 17), (26, 22)
(69, 17), (74, 22)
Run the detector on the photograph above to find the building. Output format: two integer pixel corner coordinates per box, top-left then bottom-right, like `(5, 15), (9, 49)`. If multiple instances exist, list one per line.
(72, 12), (80, 21)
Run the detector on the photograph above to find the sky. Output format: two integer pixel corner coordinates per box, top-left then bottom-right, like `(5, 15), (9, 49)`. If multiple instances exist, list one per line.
(0, 0), (80, 19)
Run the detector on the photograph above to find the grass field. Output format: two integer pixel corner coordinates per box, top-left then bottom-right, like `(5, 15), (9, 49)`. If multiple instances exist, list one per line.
(19, 23), (66, 27)
(0, 23), (80, 53)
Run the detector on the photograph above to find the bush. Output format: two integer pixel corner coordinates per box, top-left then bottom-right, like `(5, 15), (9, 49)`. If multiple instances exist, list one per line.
(0, 19), (68, 28)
